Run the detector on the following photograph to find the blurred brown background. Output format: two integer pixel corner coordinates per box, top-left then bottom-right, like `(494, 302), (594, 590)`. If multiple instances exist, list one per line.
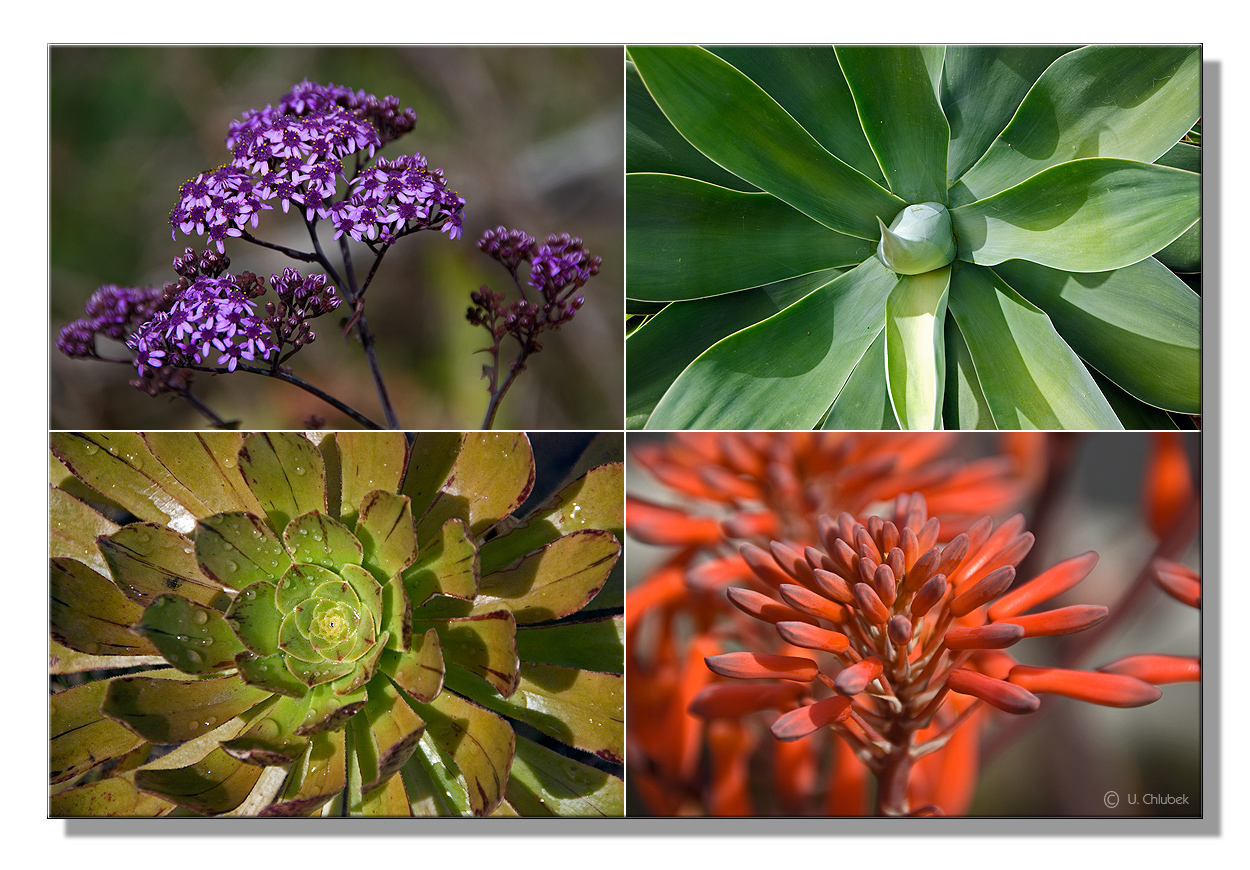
(50, 46), (624, 431)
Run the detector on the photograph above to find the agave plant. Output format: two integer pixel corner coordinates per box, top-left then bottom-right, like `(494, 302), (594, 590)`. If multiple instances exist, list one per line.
(626, 45), (1201, 430)
(50, 431), (623, 817)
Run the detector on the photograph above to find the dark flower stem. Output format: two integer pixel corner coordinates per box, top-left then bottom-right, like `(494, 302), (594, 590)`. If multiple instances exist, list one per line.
(182, 362), (383, 429)
(481, 346), (529, 430)
(179, 389), (231, 428)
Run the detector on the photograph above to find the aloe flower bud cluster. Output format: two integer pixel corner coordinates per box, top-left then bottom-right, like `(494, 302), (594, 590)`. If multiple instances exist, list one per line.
(692, 492), (1165, 816)
(50, 431), (624, 817)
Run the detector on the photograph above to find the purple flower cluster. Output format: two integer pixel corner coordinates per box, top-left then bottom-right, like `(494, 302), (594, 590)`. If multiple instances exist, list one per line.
(331, 154), (465, 243)
(469, 227), (601, 356)
(170, 81), (462, 251)
(56, 285), (166, 359)
(265, 267), (342, 352)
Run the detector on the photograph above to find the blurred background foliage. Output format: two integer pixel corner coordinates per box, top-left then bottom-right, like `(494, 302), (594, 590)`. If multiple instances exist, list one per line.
(50, 46), (623, 430)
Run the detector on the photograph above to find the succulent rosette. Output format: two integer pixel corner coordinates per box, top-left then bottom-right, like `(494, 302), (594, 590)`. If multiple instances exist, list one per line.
(50, 432), (624, 817)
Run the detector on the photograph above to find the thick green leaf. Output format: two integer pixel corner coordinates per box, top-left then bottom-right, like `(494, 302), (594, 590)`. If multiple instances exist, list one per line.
(358, 770), (412, 817)
(952, 45), (1200, 204)
(50, 434), (199, 533)
(405, 517), (478, 606)
(399, 433), (464, 518)
(384, 628), (444, 703)
(505, 734), (624, 817)
(953, 158), (1199, 271)
(837, 45), (950, 204)
(647, 257), (897, 429)
(476, 529), (620, 624)
(447, 663), (623, 764)
(629, 45), (905, 238)
(626, 60), (753, 189)
(133, 594), (246, 674)
(1152, 141), (1202, 273)
(355, 490), (418, 579)
(134, 748), (265, 815)
(626, 173), (869, 302)
(237, 433), (327, 534)
(329, 432), (410, 528)
(50, 679), (146, 784)
(516, 615), (623, 674)
(411, 689), (515, 817)
(102, 674), (270, 744)
(420, 610), (519, 697)
(942, 313), (997, 429)
(821, 328), (896, 430)
(1094, 370), (1182, 429)
(51, 776), (173, 817)
(885, 267), (951, 430)
(220, 694), (309, 765)
(414, 433), (534, 545)
(50, 558), (156, 657)
(99, 523), (230, 609)
(941, 46), (1076, 182)
(49, 486), (118, 574)
(196, 512), (292, 588)
(264, 728), (345, 816)
(946, 264), (1121, 429)
(480, 462), (626, 575)
(995, 257), (1200, 414)
(707, 45), (884, 183)
(283, 511), (363, 571)
(356, 675), (425, 794)
(142, 432), (265, 518)
(626, 270), (840, 427)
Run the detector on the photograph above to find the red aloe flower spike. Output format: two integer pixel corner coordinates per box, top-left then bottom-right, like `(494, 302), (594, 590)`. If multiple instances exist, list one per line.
(726, 586), (818, 626)
(771, 696), (854, 742)
(853, 582), (891, 625)
(902, 546), (941, 594)
(934, 533), (971, 579)
(698, 463), (761, 502)
(812, 568), (856, 605)
(804, 545), (835, 573)
(1097, 654), (1200, 685)
(947, 667), (1040, 714)
(834, 656), (884, 696)
(955, 531), (1034, 592)
(986, 551), (1099, 620)
(943, 623), (1026, 651)
(1152, 558), (1200, 608)
(739, 543), (792, 589)
(1143, 432), (1194, 538)
(721, 510), (780, 539)
(887, 615), (913, 648)
(1007, 665), (1163, 708)
(993, 604), (1108, 638)
(777, 583), (846, 624)
(686, 553), (752, 590)
(776, 621), (852, 655)
(900, 526), (921, 571)
(948, 565), (1016, 617)
(705, 652), (820, 682)
(688, 681), (808, 718)
(628, 497), (723, 546)
(910, 573), (948, 618)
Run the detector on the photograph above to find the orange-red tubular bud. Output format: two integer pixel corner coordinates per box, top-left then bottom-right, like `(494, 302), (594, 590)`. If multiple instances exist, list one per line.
(900, 527), (920, 571)
(705, 652), (820, 682)
(721, 511), (780, 540)
(828, 537), (860, 579)
(910, 573), (947, 618)
(770, 541), (814, 585)
(986, 551), (1099, 620)
(915, 516), (941, 552)
(688, 681), (807, 719)
(887, 615), (913, 647)
(903, 547), (940, 593)
(812, 568), (855, 605)
(947, 667), (1040, 714)
(686, 555), (752, 590)
(1144, 432), (1194, 538)
(885, 548), (905, 581)
(804, 546), (834, 573)
(1008, 665), (1163, 708)
(776, 621), (851, 655)
(949, 566), (1016, 617)
(627, 497), (723, 546)
(853, 582), (891, 625)
(778, 583), (845, 624)
(770, 696), (853, 741)
(874, 564), (898, 606)
(740, 543), (793, 589)
(879, 522), (900, 557)
(995, 604), (1108, 638)
(944, 622), (1025, 651)
(1153, 560), (1200, 608)
(726, 586), (816, 626)
(1098, 654), (1201, 685)
(934, 534), (970, 578)
(834, 656), (884, 695)
(959, 532), (1034, 588)
(697, 464), (761, 502)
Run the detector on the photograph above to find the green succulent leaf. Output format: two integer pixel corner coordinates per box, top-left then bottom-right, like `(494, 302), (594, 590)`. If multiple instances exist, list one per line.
(50, 776), (174, 818)
(196, 512), (292, 587)
(414, 433), (535, 544)
(51, 679), (146, 784)
(142, 432), (266, 518)
(952, 158), (1199, 271)
(264, 728), (346, 816)
(626, 173), (869, 303)
(237, 433), (327, 534)
(476, 529), (621, 624)
(49, 486), (117, 574)
(275, 563), (340, 614)
(994, 257), (1200, 414)
(355, 675), (425, 794)
(355, 490), (419, 579)
(234, 650), (309, 698)
(50, 558), (156, 658)
(821, 328), (897, 430)
(885, 266), (952, 430)
(647, 257), (898, 429)
(327, 431), (410, 529)
(220, 693), (308, 765)
(133, 594), (246, 674)
(383, 628), (445, 703)
(99, 523), (231, 610)
(421, 610), (520, 698)
(102, 673), (270, 744)
(283, 512), (363, 572)
(505, 734), (625, 817)
(225, 581), (283, 657)
(942, 313), (997, 429)
(295, 681), (369, 735)
(946, 264), (1122, 428)
(134, 747), (265, 816)
(625, 271), (840, 429)
(405, 517), (479, 605)
(515, 615), (624, 674)
(407, 730), (471, 816)
(629, 45), (905, 238)
(410, 689), (515, 817)
(951, 45), (1200, 204)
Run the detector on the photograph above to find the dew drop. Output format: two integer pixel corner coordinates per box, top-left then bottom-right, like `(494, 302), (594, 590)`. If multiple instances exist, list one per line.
(82, 443), (98, 455)
(204, 716), (217, 728)
(226, 560), (239, 573)
(192, 610), (210, 625)
(186, 649), (203, 665)
(243, 588), (256, 601)
(256, 719), (280, 739)
(293, 465), (307, 476)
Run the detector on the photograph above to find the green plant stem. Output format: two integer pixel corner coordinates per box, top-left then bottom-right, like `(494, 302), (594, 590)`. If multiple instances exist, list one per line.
(481, 347), (529, 430)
